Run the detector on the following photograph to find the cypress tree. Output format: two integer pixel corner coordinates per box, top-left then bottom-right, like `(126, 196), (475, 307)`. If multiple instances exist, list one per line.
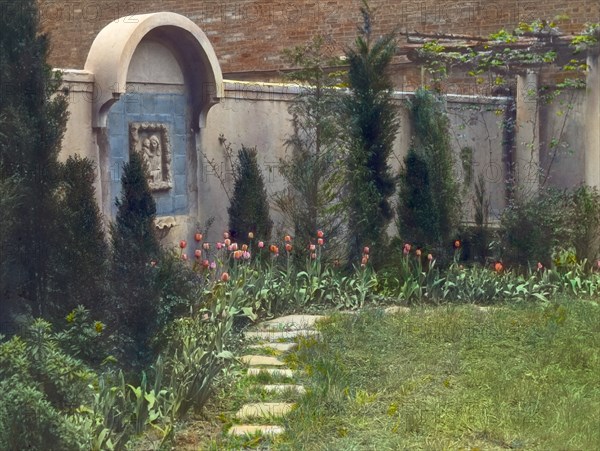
(228, 145), (272, 245)
(344, 1), (398, 265)
(110, 150), (160, 365)
(0, 0), (69, 317)
(53, 155), (108, 316)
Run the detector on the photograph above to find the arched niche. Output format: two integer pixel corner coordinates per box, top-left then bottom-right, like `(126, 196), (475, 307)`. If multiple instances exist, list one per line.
(85, 12), (223, 130)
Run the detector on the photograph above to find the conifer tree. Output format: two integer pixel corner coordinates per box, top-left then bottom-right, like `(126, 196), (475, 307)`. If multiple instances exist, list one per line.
(344, 1), (398, 265)
(0, 0), (69, 317)
(398, 88), (460, 255)
(53, 156), (108, 316)
(228, 145), (272, 245)
(274, 35), (346, 258)
(110, 151), (160, 364)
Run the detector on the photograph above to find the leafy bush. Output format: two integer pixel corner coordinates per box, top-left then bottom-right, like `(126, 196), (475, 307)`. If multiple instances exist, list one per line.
(500, 188), (572, 267)
(570, 185), (600, 262)
(227, 145), (273, 245)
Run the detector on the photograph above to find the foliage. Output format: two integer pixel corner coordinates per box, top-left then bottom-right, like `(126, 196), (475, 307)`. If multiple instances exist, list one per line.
(227, 145), (273, 245)
(398, 88), (460, 257)
(274, 35), (347, 260)
(570, 185), (600, 263)
(0, 0), (69, 318)
(52, 155), (109, 317)
(499, 188), (572, 267)
(344, 1), (398, 266)
(109, 150), (161, 367)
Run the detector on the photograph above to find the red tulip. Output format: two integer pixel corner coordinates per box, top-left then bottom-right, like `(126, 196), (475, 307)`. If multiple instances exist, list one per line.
(454, 240), (461, 249)
(194, 233), (203, 242)
(317, 238), (324, 246)
(202, 259), (209, 268)
(494, 262), (503, 272)
(317, 230), (324, 238)
(179, 240), (187, 249)
(194, 249), (202, 259)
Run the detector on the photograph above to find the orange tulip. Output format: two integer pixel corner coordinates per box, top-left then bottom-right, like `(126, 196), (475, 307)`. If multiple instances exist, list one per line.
(194, 233), (203, 242)
(220, 272), (230, 282)
(454, 240), (461, 249)
(494, 262), (503, 272)
(285, 243), (292, 252)
(284, 235), (292, 242)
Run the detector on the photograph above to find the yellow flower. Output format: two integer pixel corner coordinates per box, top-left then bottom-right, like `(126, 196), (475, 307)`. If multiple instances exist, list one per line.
(66, 311), (75, 323)
(94, 321), (104, 333)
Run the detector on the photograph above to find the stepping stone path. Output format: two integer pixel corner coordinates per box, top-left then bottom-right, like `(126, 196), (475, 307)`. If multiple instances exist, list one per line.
(229, 314), (326, 438)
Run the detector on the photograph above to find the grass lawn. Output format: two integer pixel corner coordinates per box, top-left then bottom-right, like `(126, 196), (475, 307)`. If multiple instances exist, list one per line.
(272, 301), (600, 450)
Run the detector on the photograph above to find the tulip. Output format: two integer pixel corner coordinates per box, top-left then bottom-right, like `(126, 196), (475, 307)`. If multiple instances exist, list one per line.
(537, 262), (543, 270)
(223, 232), (229, 239)
(194, 249), (202, 259)
(179, 240), (187, 249)
(210, 261), (216, 270)
(284, 235), (292, 242)
(243, 251), (251, 260)
(309, 244), (316, 251)
(427, 253), (433, 261)
(317, 238), (324, 246)
(216, 242), (223, 250)
(230, 242), (238, 251)
(270, 244), (279, 254)
(194, 233), (203, 242)
(258, 241), (264, 248)
(454, 240), (461, 249)
(203, 242), (210, 250)
(248, 232), (254, 239)
(317, 230), (324, 238)
(494, 262), (503, 272)
(202, 259), (209, 268)
(181, 254), (188, 261)
(363, 246), (370, 255)
(233, 250), (243, 259)
(311, 252), (317, 259)
(220, 272), (230, 282)
(361, 256), (368, 265)
(224, 238), (231, 246)
(285, 243), (292, 252)
(416, 249), (422, 257)
(242, 244), (248, 251)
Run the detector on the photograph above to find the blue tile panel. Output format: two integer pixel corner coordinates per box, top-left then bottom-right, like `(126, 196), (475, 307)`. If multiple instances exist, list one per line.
(107, 92), (188, 218)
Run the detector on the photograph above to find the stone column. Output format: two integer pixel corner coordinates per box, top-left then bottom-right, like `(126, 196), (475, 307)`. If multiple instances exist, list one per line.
(514, 70), (540, 197)
(585, 51), (600, 188)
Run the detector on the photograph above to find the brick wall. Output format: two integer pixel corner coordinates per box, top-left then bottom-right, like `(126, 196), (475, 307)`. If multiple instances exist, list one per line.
(37, 0), (599, 79)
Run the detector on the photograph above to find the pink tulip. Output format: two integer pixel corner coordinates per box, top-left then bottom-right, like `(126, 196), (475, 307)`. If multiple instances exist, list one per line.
(258, 241), (264, 248)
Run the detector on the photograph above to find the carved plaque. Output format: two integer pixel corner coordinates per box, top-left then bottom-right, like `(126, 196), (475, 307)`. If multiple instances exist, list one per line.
(129, 122), (173, 191)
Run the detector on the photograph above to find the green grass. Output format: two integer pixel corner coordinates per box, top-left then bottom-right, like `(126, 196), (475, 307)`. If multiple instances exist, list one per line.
(201, 301), (599, 449)
(274, 301), (600, 450)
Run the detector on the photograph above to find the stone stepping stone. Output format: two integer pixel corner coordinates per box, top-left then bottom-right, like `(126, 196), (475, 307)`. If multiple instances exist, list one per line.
(245, 329), (320, 341)
(240, 355), (285, 366)
(248, 368), (294, 378)
(228, 425), (285, 436)
(261, 384), (306, 395)
(235, 402), (295, 420)
(247, 342), (298, 352)
(384, 306), (411, 315)
(258, 314), (327, 331)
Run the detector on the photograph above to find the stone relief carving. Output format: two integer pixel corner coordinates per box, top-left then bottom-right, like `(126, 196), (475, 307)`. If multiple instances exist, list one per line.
(129, 122), (173, 191)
